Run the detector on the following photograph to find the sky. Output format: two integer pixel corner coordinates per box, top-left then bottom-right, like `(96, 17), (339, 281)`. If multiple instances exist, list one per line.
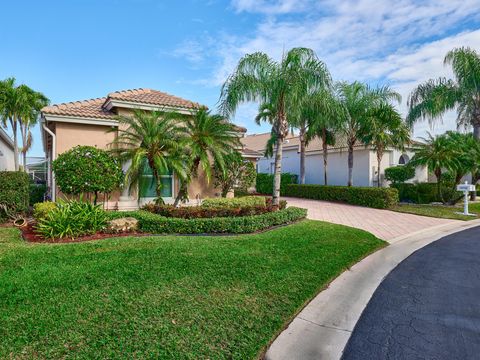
(1, 0), (480, 158)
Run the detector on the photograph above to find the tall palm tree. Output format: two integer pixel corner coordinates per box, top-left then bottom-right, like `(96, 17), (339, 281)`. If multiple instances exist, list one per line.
(173, 108), (240, 206)
(0, 78), (22, 170)
(408, 47), (480, 139)
(219, 48), (330, 206)
(410, 133), (460, 203)
(361, 103), (411, 187)
(109, 110), (187, 202)
(18, 85), (49, 170)
(336, 82), (401, 186)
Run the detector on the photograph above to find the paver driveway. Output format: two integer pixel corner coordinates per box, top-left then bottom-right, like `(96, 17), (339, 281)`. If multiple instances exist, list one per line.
(284, 197), (460, 241)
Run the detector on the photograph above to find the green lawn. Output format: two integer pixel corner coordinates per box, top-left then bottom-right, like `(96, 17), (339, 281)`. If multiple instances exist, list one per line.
(392, 203), (480, 221)
(0, 221), (384, 359)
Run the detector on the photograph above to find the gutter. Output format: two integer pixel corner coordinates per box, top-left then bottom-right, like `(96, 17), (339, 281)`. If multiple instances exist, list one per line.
(42, 124), (56, 202)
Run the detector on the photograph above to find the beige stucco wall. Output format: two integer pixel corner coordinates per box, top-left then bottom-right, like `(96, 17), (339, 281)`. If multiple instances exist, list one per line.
(0, 138), (15, 171)
(54, 122), (116, 156)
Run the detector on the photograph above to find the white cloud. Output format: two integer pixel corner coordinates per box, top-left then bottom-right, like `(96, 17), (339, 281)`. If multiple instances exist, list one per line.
(231, 0), (314, 14)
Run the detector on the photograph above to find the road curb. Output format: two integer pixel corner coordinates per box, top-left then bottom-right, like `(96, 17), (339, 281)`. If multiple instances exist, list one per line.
(264, 219), (480, 360)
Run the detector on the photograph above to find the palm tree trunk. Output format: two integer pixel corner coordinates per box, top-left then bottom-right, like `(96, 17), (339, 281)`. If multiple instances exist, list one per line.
(173, 180), (188, 207)
(272, 136), (284, 207)
(21, 124), (27, 172)
(347, 138), (354, 187)
(377, 152), (382, 188)
(322, 129), (328, 186)
(10, 119), (19, 171)
(474, 123), (480, 140)
(299, 126), (306, 185)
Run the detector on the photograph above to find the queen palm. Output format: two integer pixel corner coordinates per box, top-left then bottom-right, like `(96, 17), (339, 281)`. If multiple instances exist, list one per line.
(336, 82), (401, 186)
(408, 47), (480, 139)
(220, 48), (330, 206)
(173, 108), (240, 206)
(361, 103), (411, 187)
(110, 110), (187, 202)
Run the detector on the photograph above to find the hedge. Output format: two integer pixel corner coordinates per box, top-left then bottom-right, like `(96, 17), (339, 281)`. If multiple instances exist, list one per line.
(283, 184), (399, 209)
(0, 171), (30, 219)
(201, 196), (266, 209)
(391, 183), (462, 204)
(256, 173), (298, 195)
(106, 207), (307, 234)
(384, 165), (415, 184)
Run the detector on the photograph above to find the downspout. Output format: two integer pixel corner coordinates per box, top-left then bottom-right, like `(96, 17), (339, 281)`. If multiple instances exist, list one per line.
(42, 124), (56, 202)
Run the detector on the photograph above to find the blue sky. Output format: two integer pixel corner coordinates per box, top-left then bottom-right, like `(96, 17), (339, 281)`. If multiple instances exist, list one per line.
(2, 0), (480, 158)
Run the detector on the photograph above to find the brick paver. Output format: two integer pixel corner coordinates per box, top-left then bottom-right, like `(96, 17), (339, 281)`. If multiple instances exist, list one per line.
(284, 197), (460, 241)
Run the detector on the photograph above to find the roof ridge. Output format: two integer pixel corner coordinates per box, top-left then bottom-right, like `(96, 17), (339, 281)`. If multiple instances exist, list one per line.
(42, 96), (107, 111)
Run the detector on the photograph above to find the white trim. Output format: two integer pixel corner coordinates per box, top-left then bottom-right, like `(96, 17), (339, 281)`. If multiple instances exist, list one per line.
(43, 114), (119, 127)
(103, 99), (196, 115)
(43, 124), (56, 202)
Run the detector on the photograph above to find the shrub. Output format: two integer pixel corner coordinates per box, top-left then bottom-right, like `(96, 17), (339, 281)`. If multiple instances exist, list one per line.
(213, 152), (257, 197)
(201, 196), (266, 209)
(106, 207), (306, 234)
(29, 183), (46, 205)
(33, 201), (57, 220)
(142, 204), (270, 219)
(35, 200), (107, 239)
(391, 182), (462, 204)
(52, 146), (123, 203)
(0, 171), (30, 220)
(256, 173), (298, 195)
(284, 184), (398, 209)
(384, 165), (415, 184)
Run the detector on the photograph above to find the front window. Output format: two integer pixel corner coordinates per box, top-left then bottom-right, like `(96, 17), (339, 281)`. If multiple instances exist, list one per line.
(140, 165), (173, 198)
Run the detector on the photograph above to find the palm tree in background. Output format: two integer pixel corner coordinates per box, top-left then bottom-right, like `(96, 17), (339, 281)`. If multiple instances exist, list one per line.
(361, 103), (411, 187)
(408, 47), (480, 139)
(336, 81), (401, 186)
(173, 108), (240, 206)
(219, 48), (330, 206)
(109, 110), (187, 202)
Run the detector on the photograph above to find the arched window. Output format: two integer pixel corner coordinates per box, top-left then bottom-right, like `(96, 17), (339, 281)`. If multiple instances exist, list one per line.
(399, 154), (410, 165)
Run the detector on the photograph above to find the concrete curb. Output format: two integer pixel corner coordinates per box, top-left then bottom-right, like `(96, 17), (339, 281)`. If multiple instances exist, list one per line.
(264, 219), (480, 360)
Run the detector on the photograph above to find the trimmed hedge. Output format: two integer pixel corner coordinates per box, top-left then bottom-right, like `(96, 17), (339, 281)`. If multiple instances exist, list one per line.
(256, 173), (298, 195)
(0, 171), (30, 219)
(201, 196), (266, 209)
(106, 207), (307, 234)
(391, 183), (462, 204)
(284, 184), (399, 209)
(384, 165), (415, 184)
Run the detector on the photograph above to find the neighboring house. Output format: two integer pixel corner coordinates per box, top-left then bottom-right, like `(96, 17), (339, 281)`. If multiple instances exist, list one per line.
(241, 132), (428, 187)
(0, 127), (15, 171)
(41, 88), (252, 209)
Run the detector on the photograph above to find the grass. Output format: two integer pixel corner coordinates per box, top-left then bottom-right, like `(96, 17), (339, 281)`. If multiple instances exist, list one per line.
(392, 202), (480, 221)
(0, 221), (384, 359)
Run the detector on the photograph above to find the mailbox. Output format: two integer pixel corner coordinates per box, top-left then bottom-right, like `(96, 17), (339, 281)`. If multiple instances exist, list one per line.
(457, 183), (476, 192)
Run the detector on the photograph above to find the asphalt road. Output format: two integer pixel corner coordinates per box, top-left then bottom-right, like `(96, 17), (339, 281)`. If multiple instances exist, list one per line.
(342, 225), (480, 360)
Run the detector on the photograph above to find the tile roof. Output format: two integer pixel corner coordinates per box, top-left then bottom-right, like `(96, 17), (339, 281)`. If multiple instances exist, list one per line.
(241, 147), (263, 157)
(42, 88), (203, 119)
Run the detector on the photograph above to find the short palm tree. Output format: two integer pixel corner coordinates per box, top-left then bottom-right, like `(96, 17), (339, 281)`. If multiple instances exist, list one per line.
(336, 82), (401, 186)
(408, 47), (480, 139)
(220, 48), (330, 206)
(109, 110), (187, 202)
(361, 103), (411, 187)
(173, 108), (240, 206)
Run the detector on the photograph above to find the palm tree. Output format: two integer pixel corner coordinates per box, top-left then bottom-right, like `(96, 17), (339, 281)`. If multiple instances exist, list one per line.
(0, 78), (22, 170)
(219, 48), (330, 206)
(173, 108), (240, 206)
(336, 82), (401, 186)
(408, 47), (480, 139)
(410, 133), (460, 203)
(18, 85), (49, 170)
(361, 103), (411, 187)
(109, 110), (187, 202)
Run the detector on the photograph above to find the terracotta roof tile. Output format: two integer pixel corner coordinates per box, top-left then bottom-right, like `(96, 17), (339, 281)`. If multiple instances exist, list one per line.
(42, 97), (114, 119)
(107, 88), (202, 109)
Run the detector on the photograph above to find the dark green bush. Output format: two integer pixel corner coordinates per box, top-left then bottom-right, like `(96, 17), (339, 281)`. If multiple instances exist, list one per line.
(256, 173), (298, 195)
(201, 196), (266, 209)
(284, 184), (399, 209)
(29, 183), (46, 205)
(35, 200), (107, 239)
(0, 171), (30, 220)
(106, 207), (306, 234)
(391, 182), (462, 204)
(385, 165), (415, 184)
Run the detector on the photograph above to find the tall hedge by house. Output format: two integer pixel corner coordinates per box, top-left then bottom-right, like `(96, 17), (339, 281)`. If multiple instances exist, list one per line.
(256, 173), (298, 195)
(284, 184), (399, 209)
(391, 183), (462, 204)
(0, 171), (30, 219)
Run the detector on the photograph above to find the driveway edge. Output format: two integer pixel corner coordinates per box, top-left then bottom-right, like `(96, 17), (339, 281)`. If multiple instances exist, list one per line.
(264, 219), (480, 360)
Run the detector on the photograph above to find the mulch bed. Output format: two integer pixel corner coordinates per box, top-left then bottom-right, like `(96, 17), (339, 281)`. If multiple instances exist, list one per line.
(20, 223), (143, 244)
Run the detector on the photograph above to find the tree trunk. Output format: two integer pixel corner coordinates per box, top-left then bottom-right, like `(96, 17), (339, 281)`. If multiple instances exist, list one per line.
(11, 119), (19, 171)
(299, 126), (306, 185)
(322, 129), (328, 186)
(377, 153), (382, 188)
(474, 123), (480, 140)
(435, 168), (444, 204)
(173, 180), (188, 207)
(347, 138), (354, 187)
(272, 136), (284, 207)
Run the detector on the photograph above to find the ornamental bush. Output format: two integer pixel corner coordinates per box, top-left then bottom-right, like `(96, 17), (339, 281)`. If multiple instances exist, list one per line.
(391, 182), (462, 204)
(256, 173), (298, 195)
(106, 207), (306, 234)
(284, 184), (399, 209)
(52, 146), (123, 203)
(384, 165), (415, 184)
(201, 196), (266, 209)
(0, 171), (30, 220)
(33, 201), (57, 220)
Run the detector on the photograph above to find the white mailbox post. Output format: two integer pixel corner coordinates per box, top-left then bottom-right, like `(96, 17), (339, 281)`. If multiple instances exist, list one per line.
(456, 181), (476, 216)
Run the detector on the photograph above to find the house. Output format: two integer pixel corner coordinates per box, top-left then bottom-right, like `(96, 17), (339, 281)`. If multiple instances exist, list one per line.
(0, 127), (15, 171)
(41, 88), (253, 209)
(241, 132), (428, 187)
